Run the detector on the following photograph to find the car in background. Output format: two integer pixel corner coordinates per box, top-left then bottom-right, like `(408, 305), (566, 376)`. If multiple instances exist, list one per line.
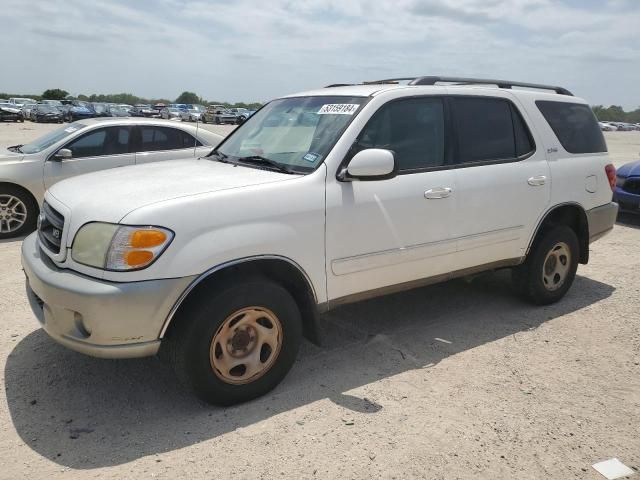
(179, 108), (203, 122)
(61, 101), (95, 122)
(40, 100), (64, 107)
(0, 103), (24, 122)
(599, 122), (615, 131)
(8, 98), (36, 108)
(228, 107), (257, 124)
(614, 160), (640, 213)
(0, 118), (223, 238)
(131, 104), (156, 117)
(152, 104), (167, 117)
(30, 104), (63, 123)
(22, 104), (39, 120)
(92, 103), (130, 117)
(161, 107), (182, 120)
(201, 105), (237, 124)
(169, 103), (188, 111)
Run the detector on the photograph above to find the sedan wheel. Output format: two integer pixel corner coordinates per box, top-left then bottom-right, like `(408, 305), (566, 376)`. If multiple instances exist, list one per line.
(0, 188), (38, 239)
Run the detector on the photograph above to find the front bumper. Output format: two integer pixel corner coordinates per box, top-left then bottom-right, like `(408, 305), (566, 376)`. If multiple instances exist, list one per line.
(21, 233), (195, 359)
(586, 202), (619, 243)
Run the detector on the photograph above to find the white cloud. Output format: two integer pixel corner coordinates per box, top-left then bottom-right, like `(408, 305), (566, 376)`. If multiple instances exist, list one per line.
(1, 0), (639, 107)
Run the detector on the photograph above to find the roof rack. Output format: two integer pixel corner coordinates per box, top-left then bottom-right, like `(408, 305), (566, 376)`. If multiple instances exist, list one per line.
(326, 76), (573, 96)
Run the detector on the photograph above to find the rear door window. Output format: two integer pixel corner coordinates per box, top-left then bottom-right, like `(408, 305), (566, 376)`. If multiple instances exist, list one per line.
(139, 126), (200, 152)
(452, 97), (534, 164)
(536, 101), (607, 154)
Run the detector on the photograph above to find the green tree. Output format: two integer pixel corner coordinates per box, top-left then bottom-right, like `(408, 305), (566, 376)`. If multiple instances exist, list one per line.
(175, 91), (200, 104)
(41, 89), (69, 100)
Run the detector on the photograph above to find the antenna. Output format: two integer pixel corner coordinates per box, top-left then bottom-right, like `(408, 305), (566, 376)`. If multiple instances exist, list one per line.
(194, 108), (200, 158)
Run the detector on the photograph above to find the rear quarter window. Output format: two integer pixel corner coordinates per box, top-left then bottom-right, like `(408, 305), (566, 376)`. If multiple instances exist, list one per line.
(536, 101), (607, 154)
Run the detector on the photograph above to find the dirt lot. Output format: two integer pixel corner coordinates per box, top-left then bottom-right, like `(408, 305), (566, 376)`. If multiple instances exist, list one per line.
(0, 123), (639, 479)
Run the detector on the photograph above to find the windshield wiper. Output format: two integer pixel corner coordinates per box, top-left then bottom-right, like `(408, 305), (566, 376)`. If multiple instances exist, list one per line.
(7, 144), (23, 153)
(207, 150), (233, 163)
(237, 155), (297, 174)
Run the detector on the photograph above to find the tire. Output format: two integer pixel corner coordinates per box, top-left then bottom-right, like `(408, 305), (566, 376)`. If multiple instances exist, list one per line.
(201, 116), (207, 124)
(512, 225), (579, 305)
(215, 117), (221, 125)
(0, 185), (38, 239)
(164, 278), (302, 406)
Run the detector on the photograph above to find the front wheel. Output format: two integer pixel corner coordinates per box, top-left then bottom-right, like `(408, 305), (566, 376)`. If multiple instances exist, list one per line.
(164, 278), (302, 406)
(512, 225), (579, 305)
(0, 186), (38, 239)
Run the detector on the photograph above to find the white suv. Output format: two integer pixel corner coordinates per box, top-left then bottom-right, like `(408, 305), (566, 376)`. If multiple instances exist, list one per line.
(22, 76), (618, 405)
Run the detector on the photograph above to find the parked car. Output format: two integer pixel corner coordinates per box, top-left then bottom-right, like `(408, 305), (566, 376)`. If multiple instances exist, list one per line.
(8, 97), (36, 108)
(61, 101), (95, 122)
(22, 104), (39, 120)
(613, 160), (640, 212)
(599, 122), (615, 131)
(20, 76), (618, 406)
(0, 103), (24, 122)
(30, 104), (63, 123)
(130, 104), (155, 117)
(179, 108), (202, 122)
(229, 108), (257, 124)
(94, 104), (130, 117)
(0, 118), (222, 238)
(160, 107), (182, 120)
(201, 105), (237, 124)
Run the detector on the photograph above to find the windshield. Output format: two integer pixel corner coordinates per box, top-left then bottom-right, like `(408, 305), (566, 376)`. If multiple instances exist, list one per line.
(20, 122), (86, 154)
(38, 105), (58, 113)
(215, 96), (366, 173)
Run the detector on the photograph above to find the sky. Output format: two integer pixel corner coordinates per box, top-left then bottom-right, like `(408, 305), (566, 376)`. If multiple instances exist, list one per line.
(2, 0), (639, 108)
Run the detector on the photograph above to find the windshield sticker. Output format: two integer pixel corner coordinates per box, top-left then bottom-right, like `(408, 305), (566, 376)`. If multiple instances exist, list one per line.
(317, 104), (360, 115)
(64, 127), (78, 133)
(303, 152), (320, 163)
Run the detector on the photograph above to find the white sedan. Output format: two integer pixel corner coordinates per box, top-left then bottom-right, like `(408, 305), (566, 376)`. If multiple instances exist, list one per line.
(0, 118), (222, 238)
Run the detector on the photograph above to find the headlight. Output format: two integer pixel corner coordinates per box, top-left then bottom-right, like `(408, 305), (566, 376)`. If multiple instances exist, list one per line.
(72, 223), (174, 271)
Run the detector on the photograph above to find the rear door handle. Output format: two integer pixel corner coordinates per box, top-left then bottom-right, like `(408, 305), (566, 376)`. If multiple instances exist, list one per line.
(527, 175), (547, 186)
(424, 187), (452, 199)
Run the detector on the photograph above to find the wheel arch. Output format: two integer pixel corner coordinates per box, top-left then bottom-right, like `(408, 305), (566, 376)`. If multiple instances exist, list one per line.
(160, 255), (322, 345)
(527, 203), (589, 264)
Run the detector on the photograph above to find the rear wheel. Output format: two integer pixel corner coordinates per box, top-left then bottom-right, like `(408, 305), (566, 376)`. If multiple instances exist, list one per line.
(512, 225), (579, 305)
(164, 278), (302, 406)
(0, 186), (38, 239)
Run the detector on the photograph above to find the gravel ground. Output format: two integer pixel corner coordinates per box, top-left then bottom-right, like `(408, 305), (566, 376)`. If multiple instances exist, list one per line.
(0, 123), (639, 479)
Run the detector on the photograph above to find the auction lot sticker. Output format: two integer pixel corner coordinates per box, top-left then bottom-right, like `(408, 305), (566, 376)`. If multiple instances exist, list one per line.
(318, 104), (360, 115)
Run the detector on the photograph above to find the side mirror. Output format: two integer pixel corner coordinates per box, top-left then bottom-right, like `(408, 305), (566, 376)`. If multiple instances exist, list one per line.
(339, 148), (396, 181)
(54, 148), (72, 161)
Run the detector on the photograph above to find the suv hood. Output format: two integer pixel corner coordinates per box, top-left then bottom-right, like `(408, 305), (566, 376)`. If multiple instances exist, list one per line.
(47, 158), (292, 229)
(617, 160), (640, 178)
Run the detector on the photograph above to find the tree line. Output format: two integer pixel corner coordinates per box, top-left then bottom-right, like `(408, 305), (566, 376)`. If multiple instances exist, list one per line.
(592, 105), (640, 124)
(2, 88), (638, 121)
(0, 89), (263, 110)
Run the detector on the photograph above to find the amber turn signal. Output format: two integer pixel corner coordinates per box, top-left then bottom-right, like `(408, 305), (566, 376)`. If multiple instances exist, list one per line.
(130, 230), (167, 248)
(125, 250), (154, 267)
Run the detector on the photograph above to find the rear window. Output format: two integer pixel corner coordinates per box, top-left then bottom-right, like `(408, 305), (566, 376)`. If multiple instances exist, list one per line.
(452, 97), (535, 164)
(536, 101), (607, 154)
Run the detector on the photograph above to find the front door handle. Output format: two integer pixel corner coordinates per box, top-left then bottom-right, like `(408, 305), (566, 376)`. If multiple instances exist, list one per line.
(424, 187), (452, 199)
(527, 175), (547, 187)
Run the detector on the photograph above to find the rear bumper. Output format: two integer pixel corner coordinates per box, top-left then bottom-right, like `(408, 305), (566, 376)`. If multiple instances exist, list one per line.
(21, 233), (195, 359)
(586, 202), (619, 243)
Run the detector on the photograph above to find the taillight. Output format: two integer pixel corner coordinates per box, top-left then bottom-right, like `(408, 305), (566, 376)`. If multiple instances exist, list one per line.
(605, 164), (616, 191)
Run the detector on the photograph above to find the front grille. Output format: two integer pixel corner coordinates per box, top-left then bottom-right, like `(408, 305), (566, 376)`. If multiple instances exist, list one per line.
(622, 178), (640, 195)
(38, 201), (65, 254)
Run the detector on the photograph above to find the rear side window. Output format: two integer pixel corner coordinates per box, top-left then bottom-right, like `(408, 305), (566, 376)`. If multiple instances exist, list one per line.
(536, 101), (607, 154)
(452, 97), (534, 164)
(356, 97), (445, 171)
(139, 126), (200, 152)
